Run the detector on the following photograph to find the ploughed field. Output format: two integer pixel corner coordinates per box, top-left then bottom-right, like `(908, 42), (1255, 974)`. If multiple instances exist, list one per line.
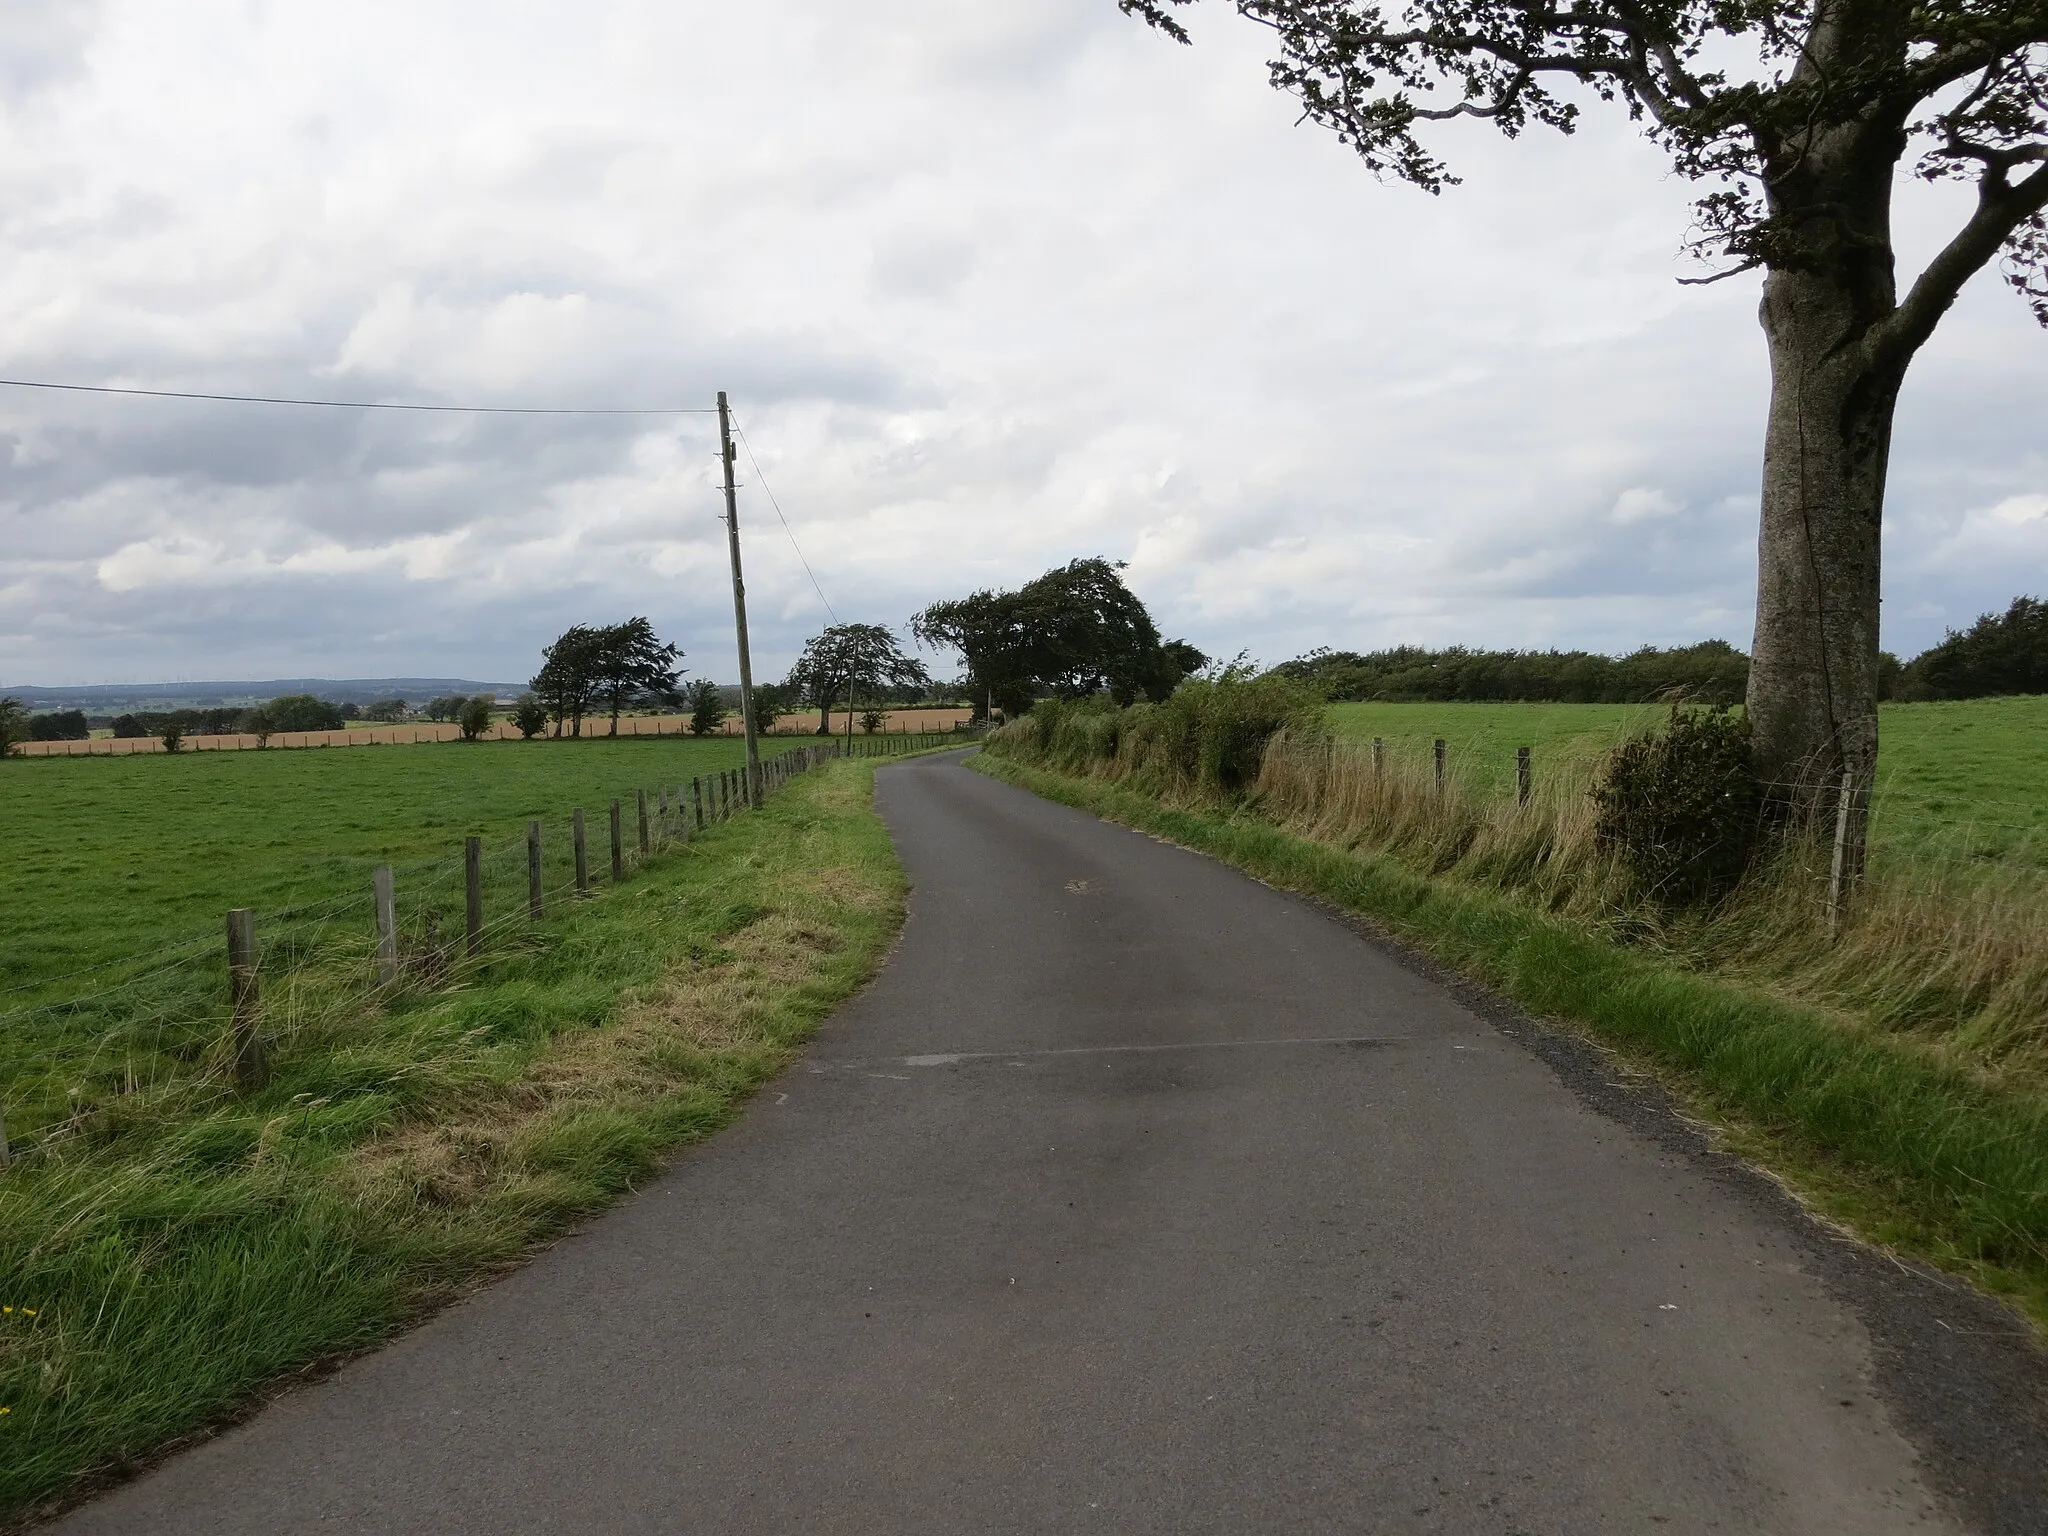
(0, 735), (790, 1016)
(1327, 696), (2048, 869)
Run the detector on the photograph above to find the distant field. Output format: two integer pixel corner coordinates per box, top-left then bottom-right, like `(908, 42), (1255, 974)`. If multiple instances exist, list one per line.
(0, 734), (790, 1011)
(1326, 696), (2048, 867)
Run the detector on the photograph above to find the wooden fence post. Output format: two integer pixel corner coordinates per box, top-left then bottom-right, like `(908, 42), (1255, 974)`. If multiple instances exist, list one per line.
(1372, 737), (1384, 785)
(465, 836), (483, 957)
(374, 865), (398, 985)
(657, 788), (670, 841)
(1517, 746), (1532, 807)
(527, 821), (543, 920)
(1827, 766), (1860, 941)
(692, 777), (704, 830)
(636, 789), (650, 856)
(610, 800), (624, 881)
(226, 908), (264, 1088)
(1433, 739), (1446, 795)
(574, 809), (589, 896)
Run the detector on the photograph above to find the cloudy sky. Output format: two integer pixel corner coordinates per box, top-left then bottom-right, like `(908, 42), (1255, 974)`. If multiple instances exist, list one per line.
(2, 0), (2043, 688)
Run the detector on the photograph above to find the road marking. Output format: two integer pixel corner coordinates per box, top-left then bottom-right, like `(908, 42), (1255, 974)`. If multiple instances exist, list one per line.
(804, 1035), (1407, 1072)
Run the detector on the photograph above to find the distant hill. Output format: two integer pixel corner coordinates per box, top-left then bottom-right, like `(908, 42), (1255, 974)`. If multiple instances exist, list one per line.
(0, 678), (526, 712)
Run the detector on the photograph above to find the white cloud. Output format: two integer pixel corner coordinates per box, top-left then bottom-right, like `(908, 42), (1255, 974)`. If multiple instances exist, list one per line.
(1611, 486), (1682, 525)
(1987, 493), (2048, 525)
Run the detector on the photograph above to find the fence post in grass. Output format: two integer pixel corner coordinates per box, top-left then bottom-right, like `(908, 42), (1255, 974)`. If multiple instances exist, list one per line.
(464, 836), (484, 957)
(1826, 766), (1861, 941)
(373, 865), (398, 985)
(1517, 746), (1532, 807)
(657, 788), (670, 841)
(1433, 739), (1446, 795)
(574, 809), (589, 896)
(692, 777), (704, 830)
(610, 800), (624, 881)
(637, 789), (650, 856)
(1371, 737), (1384, 785)
(226, 908), (264, 1089)
(528, 821), (543, 919)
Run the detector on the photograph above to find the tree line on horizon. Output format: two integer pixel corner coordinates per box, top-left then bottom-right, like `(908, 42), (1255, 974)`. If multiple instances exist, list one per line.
(1267, 596), (2046, 706)
(6, 586), (2039, 758)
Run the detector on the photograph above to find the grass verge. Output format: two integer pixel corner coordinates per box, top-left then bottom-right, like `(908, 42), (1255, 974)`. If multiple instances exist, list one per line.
(973, 751), (2048, 1330)
(0, 759), (903, 1523)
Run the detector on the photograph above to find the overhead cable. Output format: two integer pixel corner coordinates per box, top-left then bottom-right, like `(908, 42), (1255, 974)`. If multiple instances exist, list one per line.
(731, 419), (839, 625)
(0, 378), (716, 414)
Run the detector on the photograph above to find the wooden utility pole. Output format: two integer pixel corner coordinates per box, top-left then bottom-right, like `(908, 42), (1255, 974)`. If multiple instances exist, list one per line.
(718, 391), (764, 809)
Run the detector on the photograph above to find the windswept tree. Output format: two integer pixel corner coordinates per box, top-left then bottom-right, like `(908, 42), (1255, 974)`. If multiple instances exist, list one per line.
(1118, 0), (2048, 862)
(593, 616), (686, 735)
(913, 557), (1206, 714)
(531, 619), (687, 736)
(787, 624), (933, 734)
(531, 624), (606, 737)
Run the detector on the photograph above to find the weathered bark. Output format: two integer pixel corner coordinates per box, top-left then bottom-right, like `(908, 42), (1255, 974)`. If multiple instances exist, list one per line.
(1747, 266), (1901, 822)
(1744, 25), (1913, 869)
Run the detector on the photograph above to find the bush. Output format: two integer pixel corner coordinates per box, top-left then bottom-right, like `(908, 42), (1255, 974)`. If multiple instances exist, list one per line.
(687, 679), (727, 737)
(29, 709), (90, 741)
(997, 673), (1325, 798)
(159, 723), (185, 754)
(457, 696), (494, 741)
(242, 707), (275, 747)
(1593, 706), (1761, 903)
(859, 708), (886, 734)
(0, 697), (26, 758)
(512, 694), (549, 739)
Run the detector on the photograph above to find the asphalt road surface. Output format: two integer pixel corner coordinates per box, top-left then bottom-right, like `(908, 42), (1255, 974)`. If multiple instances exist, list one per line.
(52, 751), (2045, 1534)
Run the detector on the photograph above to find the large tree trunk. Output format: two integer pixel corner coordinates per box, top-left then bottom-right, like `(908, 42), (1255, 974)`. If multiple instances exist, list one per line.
(1744, 95), (1913, 876)
(1747, 269), (1902, 830)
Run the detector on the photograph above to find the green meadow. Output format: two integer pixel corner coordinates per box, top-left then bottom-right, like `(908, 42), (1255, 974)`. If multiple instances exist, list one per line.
(1327, 695), (2048, 867)
(0, 735), (786, 1011)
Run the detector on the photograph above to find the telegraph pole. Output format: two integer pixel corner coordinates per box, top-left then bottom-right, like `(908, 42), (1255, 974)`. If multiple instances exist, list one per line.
(718, 391), (763, 807)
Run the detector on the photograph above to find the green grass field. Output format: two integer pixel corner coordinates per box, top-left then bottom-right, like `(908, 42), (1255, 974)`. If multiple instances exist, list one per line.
(0, 735), (785, 1010)
(1327, 696), (2048, 867)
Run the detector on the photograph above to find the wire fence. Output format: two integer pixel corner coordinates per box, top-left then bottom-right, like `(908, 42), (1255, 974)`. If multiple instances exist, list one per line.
(0, 731), (974, 1170)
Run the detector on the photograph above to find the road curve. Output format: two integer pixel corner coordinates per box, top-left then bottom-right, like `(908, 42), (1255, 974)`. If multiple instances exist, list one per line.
(50, 751), (2038, 1533)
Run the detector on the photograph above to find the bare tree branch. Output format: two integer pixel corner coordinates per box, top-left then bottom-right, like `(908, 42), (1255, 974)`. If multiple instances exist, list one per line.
(1871, 157), (2048, 373)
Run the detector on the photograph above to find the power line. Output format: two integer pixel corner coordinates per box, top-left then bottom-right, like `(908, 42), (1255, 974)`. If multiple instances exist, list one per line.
(731, 419), (839, 625)
(0, 378), (717, 414)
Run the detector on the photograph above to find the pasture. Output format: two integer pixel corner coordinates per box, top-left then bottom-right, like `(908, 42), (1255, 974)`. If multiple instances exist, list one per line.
(0, 734), (797, 1009)
(1327, 696), (2048, 868)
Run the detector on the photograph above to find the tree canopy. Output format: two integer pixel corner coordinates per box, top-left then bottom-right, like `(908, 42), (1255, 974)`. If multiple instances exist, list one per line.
(1272, 640), (1751, 703)
(1897, 595), (2048, 699)
(913, 558), (1206, 715)
(1117, 0), (2048, 311)
(786, 624), (932, 733)
(529, 619), (685, 737)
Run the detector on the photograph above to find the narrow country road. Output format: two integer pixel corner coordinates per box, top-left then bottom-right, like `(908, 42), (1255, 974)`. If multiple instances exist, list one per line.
(50, 752), (2044, 1534)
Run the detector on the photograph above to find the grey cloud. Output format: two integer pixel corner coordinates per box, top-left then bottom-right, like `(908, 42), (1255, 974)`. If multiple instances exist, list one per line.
(0, 0), (2042, 688)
